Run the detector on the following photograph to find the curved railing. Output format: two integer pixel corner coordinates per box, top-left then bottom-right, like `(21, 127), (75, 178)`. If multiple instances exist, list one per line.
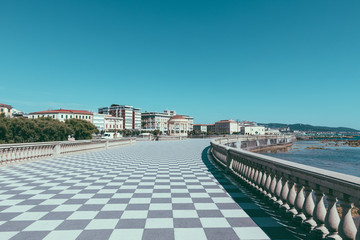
(210, 136), (360, 240)
(0, 138), (135, 165)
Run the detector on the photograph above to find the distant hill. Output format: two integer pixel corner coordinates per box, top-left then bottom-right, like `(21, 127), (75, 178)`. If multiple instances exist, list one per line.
(259, 123), (360, 133)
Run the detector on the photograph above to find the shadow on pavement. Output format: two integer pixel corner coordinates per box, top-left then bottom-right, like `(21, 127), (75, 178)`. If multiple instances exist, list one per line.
(201, 146), (307, 240)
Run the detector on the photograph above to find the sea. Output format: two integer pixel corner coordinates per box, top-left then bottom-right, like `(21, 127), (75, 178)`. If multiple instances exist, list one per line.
(262, 140), (360, 177)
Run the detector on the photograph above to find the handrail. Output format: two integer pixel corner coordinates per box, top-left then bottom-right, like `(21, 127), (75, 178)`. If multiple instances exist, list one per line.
(0, 138), (136, 165)
(210, 136), (360, 240)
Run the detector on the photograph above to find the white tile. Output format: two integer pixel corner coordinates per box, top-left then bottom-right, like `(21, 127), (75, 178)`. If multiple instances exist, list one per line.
(194, 203), (218, 210)
(149, 203), (172, 210)
(86, 219), (118, 229)
(145, 218), (173, 228)
(221, 209), (248, 218)
(25, 220), (63, 231)
(174, 228), (207, 240)
(43, 230), (82, 240)
(200, 218), (231, 228)
(109, 229), (144, 240)
(121, 211), (148, 219)
(233, 227), (270, 239)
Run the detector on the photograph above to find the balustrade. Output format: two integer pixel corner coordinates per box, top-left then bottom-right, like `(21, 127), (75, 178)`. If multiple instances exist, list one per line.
(0, 138), (135, 165)
(210, 136), (360, 240)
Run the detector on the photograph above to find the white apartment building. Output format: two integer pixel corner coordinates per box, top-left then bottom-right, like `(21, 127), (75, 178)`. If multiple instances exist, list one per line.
(98, 104), (141, 130)
(104, 115), (123, 132)
(93, 113), (124, 132)
(93, 113), (105, 131)
(265, 128), (281, 135)
(241, 126), (265, 135)
(141, 110), (194, 134)
(28, 109), (93, 123)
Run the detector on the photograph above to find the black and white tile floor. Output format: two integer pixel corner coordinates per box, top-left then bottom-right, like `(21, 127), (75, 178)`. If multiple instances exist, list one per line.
(0, 139), (292, 239)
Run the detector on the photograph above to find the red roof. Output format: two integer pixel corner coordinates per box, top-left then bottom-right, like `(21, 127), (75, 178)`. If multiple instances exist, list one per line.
(0, 103), (12, 109)
(215, 119), (236, 123)
(29, 109), (92, 115)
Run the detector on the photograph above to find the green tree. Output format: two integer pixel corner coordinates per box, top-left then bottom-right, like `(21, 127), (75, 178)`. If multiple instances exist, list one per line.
(65, 119), (98, 140)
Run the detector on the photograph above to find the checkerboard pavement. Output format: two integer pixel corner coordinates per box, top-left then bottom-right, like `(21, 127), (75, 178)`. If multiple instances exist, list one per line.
(0, 139), (272, 240)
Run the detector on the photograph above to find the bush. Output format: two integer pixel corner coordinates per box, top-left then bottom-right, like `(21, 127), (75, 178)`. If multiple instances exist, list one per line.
(0, 114), (98, 143)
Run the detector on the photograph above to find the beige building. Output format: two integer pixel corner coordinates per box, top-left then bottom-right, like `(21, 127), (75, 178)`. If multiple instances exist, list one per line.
(104, 115), (123, 132)
(0, 103), (12, 117)
(215, 119), (239, 134)
(142, 110), (194, 134)
(168, 115), (191, 136)
(29, 109), (93, 123)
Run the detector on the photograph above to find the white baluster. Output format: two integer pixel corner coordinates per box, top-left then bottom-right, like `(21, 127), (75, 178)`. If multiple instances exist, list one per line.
(279, 178), (290, 214)
(338, 199), (357, 240)
(325, 195), (341, 240)
(269, 175), (278, 204)
(310, 190), (329, 239)
(294, 184), (306, 225)
(302, 186), (317, 232)
(286, 181), (298, 218)
(274, 176), (284, 208)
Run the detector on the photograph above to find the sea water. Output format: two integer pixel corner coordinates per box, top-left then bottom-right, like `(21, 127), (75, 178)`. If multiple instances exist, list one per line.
(263, 140), (360, 177)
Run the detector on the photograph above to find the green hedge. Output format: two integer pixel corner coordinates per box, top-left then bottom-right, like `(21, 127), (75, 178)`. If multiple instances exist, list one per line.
(0, 114), (98, 144)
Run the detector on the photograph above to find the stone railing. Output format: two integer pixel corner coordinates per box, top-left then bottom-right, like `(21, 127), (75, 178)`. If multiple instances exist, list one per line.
(157, 135), (187, 141)
(210, 136), (360, 240)
(0, 138), (135, 165)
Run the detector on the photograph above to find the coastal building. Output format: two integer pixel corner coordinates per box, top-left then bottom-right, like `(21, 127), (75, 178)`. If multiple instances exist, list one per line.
(265, 128), (281, 135)
(215, 119), (239, 134)
(141, 110), (194, 134)
(0, 103), (12, 117)
(93, 113), (124, 132)
(168, 115), (190, 136)
(11, 109), (26, 118)
(98, 104), (141, 130)
(193, 124), (214, 133)
(241, 126), (265, 135)
(28, 109), (93, 123)
(104, 115), (123, 132)
(92, 113), (106, 132)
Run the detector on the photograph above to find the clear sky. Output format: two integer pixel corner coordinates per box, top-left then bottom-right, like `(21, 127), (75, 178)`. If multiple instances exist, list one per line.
(1, 1), (359, 129)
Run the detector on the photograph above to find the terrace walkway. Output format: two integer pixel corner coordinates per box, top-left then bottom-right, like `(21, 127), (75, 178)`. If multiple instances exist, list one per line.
(0, 140), (299, 240)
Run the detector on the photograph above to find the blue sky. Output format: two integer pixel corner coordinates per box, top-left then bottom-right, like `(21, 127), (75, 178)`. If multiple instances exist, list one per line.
(1, 1), (359, 129)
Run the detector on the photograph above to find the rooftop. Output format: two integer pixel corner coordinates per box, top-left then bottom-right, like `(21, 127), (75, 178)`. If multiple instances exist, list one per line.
(29, 109), (92, 115)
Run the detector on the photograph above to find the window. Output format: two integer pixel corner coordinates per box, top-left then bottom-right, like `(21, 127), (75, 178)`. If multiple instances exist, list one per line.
(61, 115), (63, 118)
(0, 109), (3, 112)
(53, 115), (55, 118)
(66, 115), (68, 119)
(70, 115), (72, 118)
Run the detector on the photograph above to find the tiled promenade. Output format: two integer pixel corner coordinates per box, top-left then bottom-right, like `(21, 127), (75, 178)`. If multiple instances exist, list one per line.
(0, 140), (275, 240)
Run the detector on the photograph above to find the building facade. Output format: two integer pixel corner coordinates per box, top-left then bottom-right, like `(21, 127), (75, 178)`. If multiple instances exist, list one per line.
(142, 110), (194, 134)
(193, 124), (214, 133)
(98, 104), (141, 130)
(168, 115), (190, 136)
(104, 115), (123, 132)
(241, 126), (265, 135)
(0, 103), (12, 117)
(28, 109), (93, 123)
(215, 119), (239, 134)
